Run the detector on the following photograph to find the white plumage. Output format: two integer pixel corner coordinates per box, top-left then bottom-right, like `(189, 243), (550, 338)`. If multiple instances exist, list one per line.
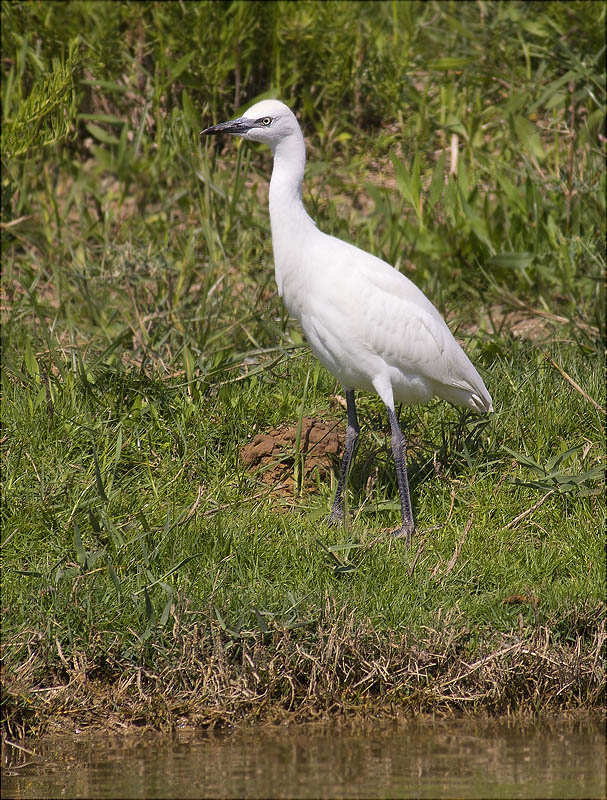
(202, 99), (492, 540)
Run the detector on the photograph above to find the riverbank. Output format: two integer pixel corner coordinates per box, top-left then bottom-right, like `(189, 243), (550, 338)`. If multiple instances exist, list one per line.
(3, 600), (604, 739)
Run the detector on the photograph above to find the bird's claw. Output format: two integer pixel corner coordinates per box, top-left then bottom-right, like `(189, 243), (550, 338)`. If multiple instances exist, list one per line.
(391, 524), (414, 546)
(326, 507), (343, 527)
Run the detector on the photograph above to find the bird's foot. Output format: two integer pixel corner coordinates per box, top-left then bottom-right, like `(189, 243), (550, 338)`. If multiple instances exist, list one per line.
(390, 522), (415, 546)
(326, 505), (344, 527)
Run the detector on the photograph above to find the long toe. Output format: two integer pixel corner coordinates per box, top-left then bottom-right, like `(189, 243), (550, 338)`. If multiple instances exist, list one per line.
(326, 507), (344, 526)
(391, 522), (415, 545)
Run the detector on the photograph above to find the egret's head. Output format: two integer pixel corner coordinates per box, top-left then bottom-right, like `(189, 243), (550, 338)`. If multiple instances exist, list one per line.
(201, 99), (298, 149)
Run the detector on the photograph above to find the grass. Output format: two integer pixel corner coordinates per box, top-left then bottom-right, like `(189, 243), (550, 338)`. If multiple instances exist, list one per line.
(1, 0), (605, 734)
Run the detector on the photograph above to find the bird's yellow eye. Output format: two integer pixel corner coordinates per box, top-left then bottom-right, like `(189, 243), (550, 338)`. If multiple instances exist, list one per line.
(262, 117), (272, 126)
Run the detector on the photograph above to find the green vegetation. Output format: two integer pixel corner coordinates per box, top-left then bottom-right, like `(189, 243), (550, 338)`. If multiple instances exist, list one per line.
(1, 1), (605, 733)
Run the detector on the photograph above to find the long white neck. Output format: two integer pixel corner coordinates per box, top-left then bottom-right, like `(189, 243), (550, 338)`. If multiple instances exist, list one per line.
(268, 127), (316, 296)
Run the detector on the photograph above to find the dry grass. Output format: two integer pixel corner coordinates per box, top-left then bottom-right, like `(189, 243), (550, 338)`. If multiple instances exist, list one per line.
(2, 600), (604, 739)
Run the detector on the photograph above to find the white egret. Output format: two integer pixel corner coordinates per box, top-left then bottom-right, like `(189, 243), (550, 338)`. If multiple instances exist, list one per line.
(201, 100), (492, 541)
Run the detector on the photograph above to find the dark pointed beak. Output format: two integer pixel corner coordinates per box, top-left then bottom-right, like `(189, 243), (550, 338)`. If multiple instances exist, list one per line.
(200, 117), (256, 137)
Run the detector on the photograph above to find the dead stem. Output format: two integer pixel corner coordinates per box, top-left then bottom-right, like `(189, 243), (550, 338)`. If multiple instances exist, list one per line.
(2, 603), (604, 739)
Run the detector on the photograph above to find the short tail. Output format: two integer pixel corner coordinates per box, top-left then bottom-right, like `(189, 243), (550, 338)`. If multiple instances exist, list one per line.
(432, 378), (493, 413)
(470, 390), (493, 414)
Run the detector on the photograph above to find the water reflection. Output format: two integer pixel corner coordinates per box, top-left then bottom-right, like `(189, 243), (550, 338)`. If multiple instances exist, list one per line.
(3, 715), (605, 799)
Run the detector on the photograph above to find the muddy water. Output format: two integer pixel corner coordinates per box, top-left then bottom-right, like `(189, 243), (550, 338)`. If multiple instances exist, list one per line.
(2, 715), (604, 799)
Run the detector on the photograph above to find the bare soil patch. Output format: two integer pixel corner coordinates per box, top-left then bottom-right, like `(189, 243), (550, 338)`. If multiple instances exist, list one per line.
(240, 417), (344, 494)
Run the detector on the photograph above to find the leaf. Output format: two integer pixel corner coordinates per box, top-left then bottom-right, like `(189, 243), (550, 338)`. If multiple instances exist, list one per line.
(78, 113), (125, 124)
(81, 78), (128, 93)
(88, 508), (102, 534)
(133, 552), (206, 594)
(143, 587), (154, 622)
(326, 542), (364, 553)
(183, 344), (194, 383)
(545, 444), (583, 472)
(92, 445), (108, 502)
(24, 340), (40, 380)
(489, 253), (534, 271)
(520, 19), (550, 38)
(107, 560), (121, 594)
(100, 511), (125, 549)
(392, 153), (422, 221)
(503, 446), (544, 472)
(73, 520), (87, 568)
(513, 115), (545, 161)
(497, 175), (526, 214)
(456, 181), (494, 253)
(181, 89), (197, 130)
(427, 151), (446, 211)
(166, 52), (196, 86)
(253, 607), (269, 634)
(2, 38), (79, 158)
(86, 122), (121, 146)
(429, 57), (471, 70)
(158, 588), (173, 627)
(528, 72), (573, 113)
(334, 564), (358, 575)
(507, 443), (604, 495)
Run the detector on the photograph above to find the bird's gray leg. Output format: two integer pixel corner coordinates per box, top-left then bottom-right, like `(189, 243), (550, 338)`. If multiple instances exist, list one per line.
(328, 390), (359, 524)
(386, 406), (415, 543)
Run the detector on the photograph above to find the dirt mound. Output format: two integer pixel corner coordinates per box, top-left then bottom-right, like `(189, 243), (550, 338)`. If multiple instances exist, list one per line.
(241, 417), (344, 492)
